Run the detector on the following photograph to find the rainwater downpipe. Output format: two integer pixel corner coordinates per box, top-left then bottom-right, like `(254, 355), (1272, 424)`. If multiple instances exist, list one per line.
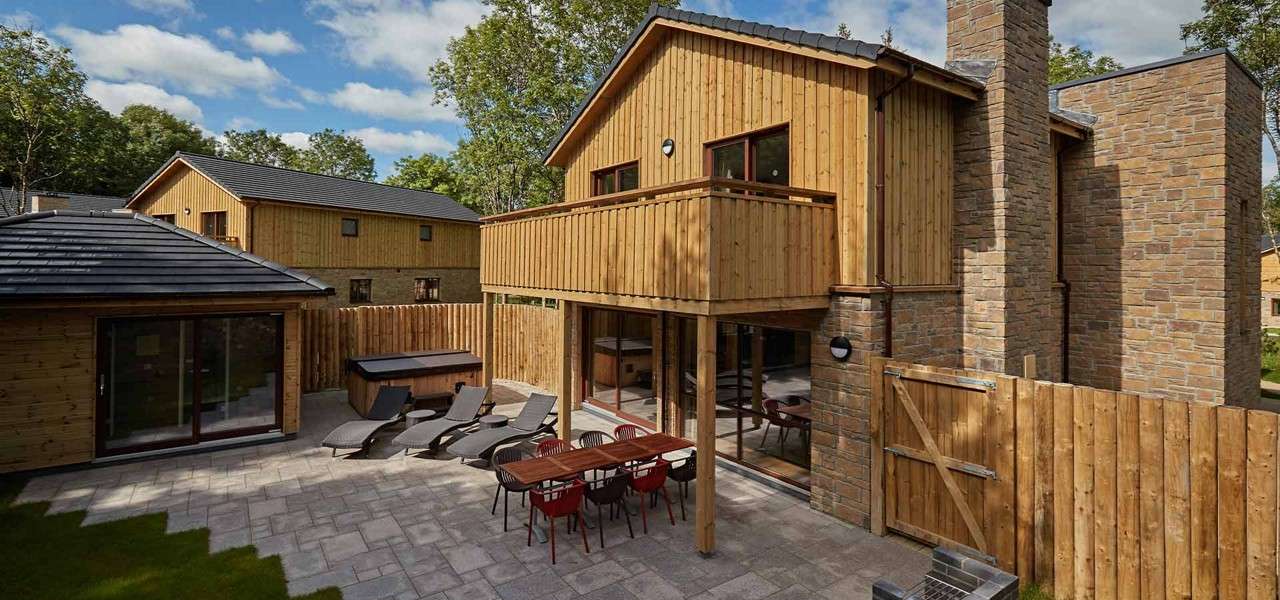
(875, 64), (915, 358)
(1057, 142), (1071, 382)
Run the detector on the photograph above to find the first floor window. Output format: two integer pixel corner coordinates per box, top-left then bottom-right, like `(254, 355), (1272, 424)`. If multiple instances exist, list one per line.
(201, 211), (227, 238)
(1271, 298), (1279, 316)
(342, 218), (359, 237)
(592, 161), (639, 196)
(706, 126), (789, 186)
(350, 279), (372, 303)
(415, 277), (441, 303)
(419, 224), (433, 241)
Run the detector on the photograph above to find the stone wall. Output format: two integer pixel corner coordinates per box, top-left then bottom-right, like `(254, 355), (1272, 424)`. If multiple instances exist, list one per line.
(301, 267), (481, 308)
(1056, 53), (1261, 405)
(809, 291), (961, 526)
(947, 0), (1061, 380)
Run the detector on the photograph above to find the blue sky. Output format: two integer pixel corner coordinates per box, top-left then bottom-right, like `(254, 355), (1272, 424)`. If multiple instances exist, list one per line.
(5, 0), (1276, 182)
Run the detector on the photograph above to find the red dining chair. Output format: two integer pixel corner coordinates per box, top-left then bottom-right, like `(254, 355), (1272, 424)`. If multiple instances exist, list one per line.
(613, 424), (648, 440)
(527, 480), (590, 564)
(537, 438), (582, 483)
(625, 459), (675, 534)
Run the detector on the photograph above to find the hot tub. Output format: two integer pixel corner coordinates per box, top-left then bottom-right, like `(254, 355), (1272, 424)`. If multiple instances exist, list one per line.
(346, 350), (482, 417)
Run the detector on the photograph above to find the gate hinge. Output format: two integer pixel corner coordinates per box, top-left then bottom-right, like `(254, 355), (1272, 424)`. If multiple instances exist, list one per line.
(884, 446), (999, 480)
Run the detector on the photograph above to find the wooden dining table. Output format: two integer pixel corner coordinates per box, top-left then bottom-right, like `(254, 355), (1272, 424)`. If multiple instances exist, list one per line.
(500, 433), (694, 486)
(777, 402), (812, 421)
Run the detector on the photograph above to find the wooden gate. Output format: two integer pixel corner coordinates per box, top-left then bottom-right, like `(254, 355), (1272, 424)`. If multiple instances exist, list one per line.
(870, 358), (1017, 570)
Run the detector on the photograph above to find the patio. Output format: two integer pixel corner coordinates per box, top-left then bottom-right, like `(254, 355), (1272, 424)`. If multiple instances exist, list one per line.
(12, 380), (930, 600)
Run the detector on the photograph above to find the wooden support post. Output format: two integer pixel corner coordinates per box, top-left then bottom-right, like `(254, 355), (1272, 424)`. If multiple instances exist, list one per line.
(653, 314), (666, 433)
(481, 292), (495, 388)
(695, 315), (717, 555)
(751, 328), (764, 427)
(1024, 354), (1037, 380)
(558, 301), (573, 441)
(869, 356), (886, 536)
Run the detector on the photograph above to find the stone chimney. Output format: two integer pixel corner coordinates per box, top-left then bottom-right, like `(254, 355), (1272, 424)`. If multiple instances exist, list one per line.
(947, 0), (1060, 378)
(29, 194), (70, 212)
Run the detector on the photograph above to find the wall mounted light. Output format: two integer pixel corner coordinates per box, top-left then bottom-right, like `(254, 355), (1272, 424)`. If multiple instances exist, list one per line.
(829, 336), (852, 362)
(183, 208), (191, 215)
(661, 138), (675, 157)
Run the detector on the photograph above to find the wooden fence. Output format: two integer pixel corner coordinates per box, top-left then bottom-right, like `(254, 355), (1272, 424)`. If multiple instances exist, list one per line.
(871, 358), (1280, 599)
(301, 303), (559, 393)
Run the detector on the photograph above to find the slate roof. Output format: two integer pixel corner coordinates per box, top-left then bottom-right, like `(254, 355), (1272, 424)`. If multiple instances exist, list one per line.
(1, 188), (128, 215)
(130, 152), (480, 223)
(0, 210), (334, 300)
(544, 5), (979, 163)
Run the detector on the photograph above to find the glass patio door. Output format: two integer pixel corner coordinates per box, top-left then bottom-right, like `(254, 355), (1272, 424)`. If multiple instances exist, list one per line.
(97, 314), (283, 456)
(583, 308), (658, 427)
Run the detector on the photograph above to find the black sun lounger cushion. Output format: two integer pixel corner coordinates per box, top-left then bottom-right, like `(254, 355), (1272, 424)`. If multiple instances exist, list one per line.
(322, 386), (411, 450)
(447, 393), (558, 459)
(392, 385), (489, 450)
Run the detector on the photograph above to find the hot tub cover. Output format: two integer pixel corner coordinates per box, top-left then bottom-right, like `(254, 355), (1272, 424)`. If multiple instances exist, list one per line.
(348, 350), (482, 380)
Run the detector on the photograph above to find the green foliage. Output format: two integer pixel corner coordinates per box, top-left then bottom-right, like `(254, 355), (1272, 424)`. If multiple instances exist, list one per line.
(1020, 583), (1054, 600)
(1265, 178), (1280, 233)
(1182, 0), (1280, 163)
(384, 152), (461, 198)
(0, 25), (126, 210)
(294, 128), (376, 181)
(218, 129), (300, 168)
(1048, 37), (1123, 85)
(118, 104), (217, 190)
(430, 0), (675, 215)
(0, 475), (341, 600)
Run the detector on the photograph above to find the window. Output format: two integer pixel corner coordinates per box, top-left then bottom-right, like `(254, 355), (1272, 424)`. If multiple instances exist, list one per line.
(1271, 298), (1280, 316)
(415, 277), (441, 303)
(592, 161), (639, 196)
(200, 211), (227, 238)
(154, 214), (175, 224)
(341, 218), (359, 237)
(419, 224), (433, 241)
(349, 279), (372, 303)
(705, 127), (789, 186)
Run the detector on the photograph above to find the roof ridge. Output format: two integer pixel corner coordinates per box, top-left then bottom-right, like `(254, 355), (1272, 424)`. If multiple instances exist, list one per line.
(175, 151), (454, 199)
(126, 210), (333, 294)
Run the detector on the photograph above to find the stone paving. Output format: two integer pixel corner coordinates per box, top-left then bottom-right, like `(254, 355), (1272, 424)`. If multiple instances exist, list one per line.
(15, 380), (930, 599)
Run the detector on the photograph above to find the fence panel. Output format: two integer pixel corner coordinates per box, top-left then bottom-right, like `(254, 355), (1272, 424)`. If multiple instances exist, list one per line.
(300, 303), (558, 393)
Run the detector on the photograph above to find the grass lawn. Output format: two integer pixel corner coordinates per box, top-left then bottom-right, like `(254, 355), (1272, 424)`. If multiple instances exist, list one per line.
(0, 477), (341, 600)
(1262, 329), (1280, 388)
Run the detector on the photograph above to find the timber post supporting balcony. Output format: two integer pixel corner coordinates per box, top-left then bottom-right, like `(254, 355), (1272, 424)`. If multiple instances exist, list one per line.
(480, 177), (838, 315)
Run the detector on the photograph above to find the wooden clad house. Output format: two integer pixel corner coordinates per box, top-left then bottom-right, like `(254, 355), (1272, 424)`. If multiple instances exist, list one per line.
(0, 210), (333, 473)
(479, 3), (1261, 556)
(128, 153), (482, 307)
(1263, 240), (1280, 327)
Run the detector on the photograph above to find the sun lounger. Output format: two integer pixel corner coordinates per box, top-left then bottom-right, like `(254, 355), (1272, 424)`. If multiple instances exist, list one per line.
(321, 385), (411, 457)
(446, 393), (558, 460)
(391, 385), (490, 455)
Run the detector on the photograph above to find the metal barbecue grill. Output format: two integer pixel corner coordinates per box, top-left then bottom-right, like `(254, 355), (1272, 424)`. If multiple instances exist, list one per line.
(872, 547), (1018, 600)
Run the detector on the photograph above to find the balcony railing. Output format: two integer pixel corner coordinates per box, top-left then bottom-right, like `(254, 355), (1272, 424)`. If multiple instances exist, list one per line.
(481, 178), (836, 305)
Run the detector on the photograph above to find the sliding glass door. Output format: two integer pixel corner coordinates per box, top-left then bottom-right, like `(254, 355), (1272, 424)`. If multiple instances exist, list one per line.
(97, 313), (283, 456)
(583, 308), (658, 427)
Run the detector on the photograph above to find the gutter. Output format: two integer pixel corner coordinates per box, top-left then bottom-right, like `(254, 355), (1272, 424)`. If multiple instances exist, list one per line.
(875, 64), (916, 358)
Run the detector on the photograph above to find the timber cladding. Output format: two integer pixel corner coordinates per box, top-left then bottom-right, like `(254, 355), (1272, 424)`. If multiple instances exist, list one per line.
(865, 358), (1280, 599)
(301, 303), (559, 395)
(0, 301), (304, 474)
(130, 162), (248, 244)
(552, 26), (954, 287)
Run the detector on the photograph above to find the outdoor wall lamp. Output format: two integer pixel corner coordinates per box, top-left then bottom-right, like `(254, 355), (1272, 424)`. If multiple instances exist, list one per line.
(661, 138), (675, 157)
(183, 208), (191, 215)
(829, 336), (852, 361)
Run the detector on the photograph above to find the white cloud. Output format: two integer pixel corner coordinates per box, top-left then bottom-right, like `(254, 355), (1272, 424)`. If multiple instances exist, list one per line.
(295, 86), (326, 104)
(214, 26), (236, 41)
(242, 29), (305, 55)
(0, 10), (37, 29)
(310, 0), (487, 81)
(54, 24), (283, 97)
(684, 0), (737, 17)
(800, 0), (945, 64)
(279, 132), (312, 150)
(225, 116), (258, 130)
(85, 80), (204, 122)
(1050, 0), (1199, 66)
(126, 0), (195, 16)
(328, 82), (458, 123)
(259, 94), (305, 110)
(349, 127), (454, 155)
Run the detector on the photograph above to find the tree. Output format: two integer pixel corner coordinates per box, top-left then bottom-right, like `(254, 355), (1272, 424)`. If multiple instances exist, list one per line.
(430, 0), (675, 215)
(385, 153), (462, 198)
(1182, 0), (1280, 255)
(1048, 37), (1123, 84)
(219, 129), (299, 168)
(0, 26), (113, 214)
(118, 104), (216, 190)
(295, 128), (376, 181)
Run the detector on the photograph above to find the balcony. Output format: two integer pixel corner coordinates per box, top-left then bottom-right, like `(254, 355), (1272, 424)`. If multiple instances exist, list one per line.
(480, 177), (837, 314)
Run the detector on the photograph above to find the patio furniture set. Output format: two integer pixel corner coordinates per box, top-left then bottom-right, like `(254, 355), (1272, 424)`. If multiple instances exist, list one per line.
(319, 382), (700, 565)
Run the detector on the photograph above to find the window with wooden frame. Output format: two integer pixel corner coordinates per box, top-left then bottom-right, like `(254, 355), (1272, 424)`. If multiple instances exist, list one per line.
(1271, 298), (1280, 316)
(349, 279), (372, 303)
(704, 126), (789, 186)
(200, 211), (227, 238)
(341, 218), (359, 237)
(419, 224), (433, 241)
(592, 161), (639, 196)
(154, 214), (175, 224)
(414, 277), (441, 303)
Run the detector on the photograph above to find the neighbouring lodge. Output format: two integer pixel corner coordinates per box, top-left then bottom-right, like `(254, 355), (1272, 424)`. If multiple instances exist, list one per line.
(0, 210), (332, 472)
(128, 152), (482, 307)
(478, 0), (1263, 552)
